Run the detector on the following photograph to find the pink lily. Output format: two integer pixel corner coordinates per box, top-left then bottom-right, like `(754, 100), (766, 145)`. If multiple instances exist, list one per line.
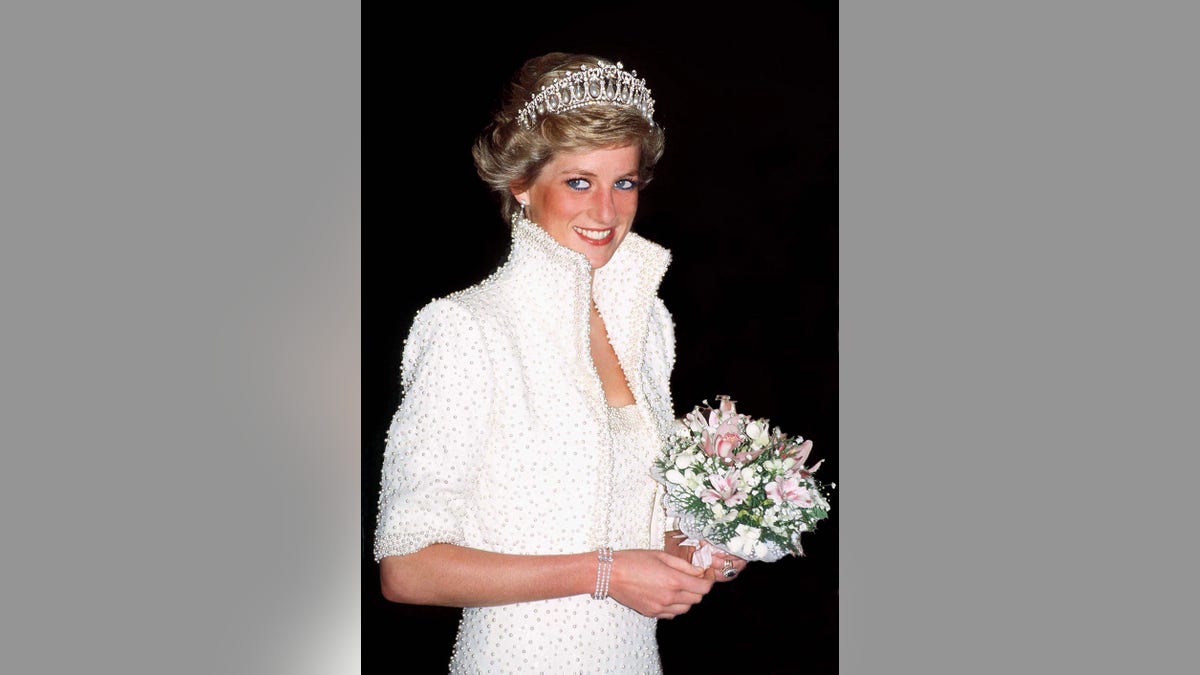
(765, 477), (815, 507)
(731, 446), (764, 466)
(702, 418), (744, 465)
(780, 438), (814, 466)
(699, 471), (748, 506)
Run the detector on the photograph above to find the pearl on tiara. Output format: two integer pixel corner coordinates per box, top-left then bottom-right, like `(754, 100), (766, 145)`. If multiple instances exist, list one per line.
(516, 60), (656, 131)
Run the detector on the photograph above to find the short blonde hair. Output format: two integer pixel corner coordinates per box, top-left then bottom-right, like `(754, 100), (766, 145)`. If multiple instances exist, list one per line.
(472, 52), (666, 224)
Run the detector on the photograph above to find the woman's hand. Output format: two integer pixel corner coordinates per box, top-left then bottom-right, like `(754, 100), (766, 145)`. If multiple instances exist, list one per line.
(666, 533), (750, 583)
(663, 530), (696, 564)
(705, 549), (748, 583)
(607, 549), (714, 619)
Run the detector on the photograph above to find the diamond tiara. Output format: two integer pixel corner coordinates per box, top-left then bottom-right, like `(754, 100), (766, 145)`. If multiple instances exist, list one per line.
(516, 61), (656, 131)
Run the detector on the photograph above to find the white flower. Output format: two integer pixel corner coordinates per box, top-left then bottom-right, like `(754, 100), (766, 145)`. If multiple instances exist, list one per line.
(706, 502), (737, 524)
(727, 524), (769, 559)
(684, 411), (708, 433)
(762, 508), (779, 529)
(664, 469), (687, 485)
(740, 466), (761, 487)
(745, 420), (770, 448)
(675, 452), (698, 470)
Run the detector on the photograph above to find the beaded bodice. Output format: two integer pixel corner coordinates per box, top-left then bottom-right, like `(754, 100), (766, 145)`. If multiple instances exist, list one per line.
(375, 215), (675, 560)
(373, 215), (677, 672)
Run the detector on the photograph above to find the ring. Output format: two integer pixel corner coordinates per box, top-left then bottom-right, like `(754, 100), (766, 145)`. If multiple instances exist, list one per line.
(721, 559), (737, 578)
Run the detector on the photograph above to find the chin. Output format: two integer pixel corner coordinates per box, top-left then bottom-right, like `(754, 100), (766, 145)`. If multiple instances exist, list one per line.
(587, 252), (616, 269)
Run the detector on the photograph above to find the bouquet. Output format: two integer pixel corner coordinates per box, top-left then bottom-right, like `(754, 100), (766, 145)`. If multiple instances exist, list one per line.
(652, 395), (833, 564)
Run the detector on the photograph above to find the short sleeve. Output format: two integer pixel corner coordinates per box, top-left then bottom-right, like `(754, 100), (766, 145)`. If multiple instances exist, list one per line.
(373, 299), (493, 562)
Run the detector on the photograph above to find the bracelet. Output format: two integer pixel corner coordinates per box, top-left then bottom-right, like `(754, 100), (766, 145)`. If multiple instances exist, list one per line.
(592, 547), (613, 600)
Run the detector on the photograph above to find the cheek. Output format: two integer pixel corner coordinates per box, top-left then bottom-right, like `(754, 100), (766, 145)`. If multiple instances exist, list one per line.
(618, 192), (639, 216)
(543, 190), (583, 217)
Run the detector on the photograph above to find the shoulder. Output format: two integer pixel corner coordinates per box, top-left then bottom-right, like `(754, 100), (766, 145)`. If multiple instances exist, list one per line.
(399, 296), (503, 397)
(401, 298), (489, 378)
(406, 297), (479, 343)
(406, 272), (511, 339)
(401, 273), (518, 363)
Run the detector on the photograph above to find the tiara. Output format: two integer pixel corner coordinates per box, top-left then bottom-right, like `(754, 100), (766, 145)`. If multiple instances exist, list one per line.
(516, 61), (656, 131)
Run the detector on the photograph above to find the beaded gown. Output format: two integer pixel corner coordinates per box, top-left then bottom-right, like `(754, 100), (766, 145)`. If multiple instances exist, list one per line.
(374, 214), (676, 673)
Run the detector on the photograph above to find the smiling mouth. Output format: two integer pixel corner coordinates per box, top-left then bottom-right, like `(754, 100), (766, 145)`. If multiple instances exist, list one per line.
(571, 226), (615, 246)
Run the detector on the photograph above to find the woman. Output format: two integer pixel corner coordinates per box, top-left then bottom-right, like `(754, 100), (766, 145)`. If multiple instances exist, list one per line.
(373, 52), (746, 672)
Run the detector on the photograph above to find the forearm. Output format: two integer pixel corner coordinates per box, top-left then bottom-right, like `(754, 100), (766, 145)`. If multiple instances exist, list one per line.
(380, 543), (596, 608)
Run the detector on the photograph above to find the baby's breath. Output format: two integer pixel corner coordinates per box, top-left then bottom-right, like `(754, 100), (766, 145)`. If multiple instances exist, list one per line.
(652, 397), (835, 561)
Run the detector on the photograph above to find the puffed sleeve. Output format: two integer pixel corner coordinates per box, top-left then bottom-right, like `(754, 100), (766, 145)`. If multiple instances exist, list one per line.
(373, 299), (494, 561)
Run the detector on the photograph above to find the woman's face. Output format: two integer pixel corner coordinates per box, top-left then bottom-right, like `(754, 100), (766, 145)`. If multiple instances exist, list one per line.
(514, 144), (641, 270)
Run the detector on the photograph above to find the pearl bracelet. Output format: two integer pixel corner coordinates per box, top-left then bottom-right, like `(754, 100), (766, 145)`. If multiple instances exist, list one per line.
(592, 547), (613, 600)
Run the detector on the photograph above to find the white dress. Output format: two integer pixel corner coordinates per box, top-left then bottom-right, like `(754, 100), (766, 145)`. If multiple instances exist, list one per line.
(374, 214), (676, 673)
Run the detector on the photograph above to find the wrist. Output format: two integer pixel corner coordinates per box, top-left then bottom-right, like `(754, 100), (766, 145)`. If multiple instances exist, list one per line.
(591, 547), (614, 600)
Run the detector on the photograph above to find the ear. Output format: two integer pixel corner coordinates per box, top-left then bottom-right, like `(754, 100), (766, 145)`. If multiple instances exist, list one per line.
(510, 182), (530, 207)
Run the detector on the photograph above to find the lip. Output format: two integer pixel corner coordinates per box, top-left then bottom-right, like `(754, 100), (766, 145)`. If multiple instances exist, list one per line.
(571, 226), (615, 246)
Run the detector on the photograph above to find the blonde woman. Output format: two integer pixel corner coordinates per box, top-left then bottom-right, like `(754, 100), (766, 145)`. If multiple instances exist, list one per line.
(373, 52), (745, 673)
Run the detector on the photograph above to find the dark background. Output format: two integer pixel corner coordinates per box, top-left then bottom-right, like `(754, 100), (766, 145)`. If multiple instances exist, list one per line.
(364, 4), (836, 672)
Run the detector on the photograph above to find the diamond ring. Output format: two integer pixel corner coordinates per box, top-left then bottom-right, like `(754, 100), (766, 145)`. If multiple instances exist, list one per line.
(721, 559), (737, 578)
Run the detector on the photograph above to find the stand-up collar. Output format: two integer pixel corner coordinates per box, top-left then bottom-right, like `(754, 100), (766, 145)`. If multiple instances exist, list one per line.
(505, 213), (672, 397)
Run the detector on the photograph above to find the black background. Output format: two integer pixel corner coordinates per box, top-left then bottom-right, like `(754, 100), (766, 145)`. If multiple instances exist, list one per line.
(364, 4), (837, 672)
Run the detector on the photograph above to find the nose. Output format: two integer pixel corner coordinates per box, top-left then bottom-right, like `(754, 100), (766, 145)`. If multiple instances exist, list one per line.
(590, 185), (617, 226)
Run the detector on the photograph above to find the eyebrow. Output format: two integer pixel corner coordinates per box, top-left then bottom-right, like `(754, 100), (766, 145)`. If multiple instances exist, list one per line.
(556, 168), (640, 177)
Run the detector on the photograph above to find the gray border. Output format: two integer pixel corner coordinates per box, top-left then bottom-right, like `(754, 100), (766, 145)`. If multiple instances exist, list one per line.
(0, 2), (360, 672)
(6, 0), (1200, 671)
(843, 1), (1199, 673)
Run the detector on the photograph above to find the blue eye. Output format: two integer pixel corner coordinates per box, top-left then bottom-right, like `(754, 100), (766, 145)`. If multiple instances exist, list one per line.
(566, 178), (591, 190)
(615, 178), (639, 191)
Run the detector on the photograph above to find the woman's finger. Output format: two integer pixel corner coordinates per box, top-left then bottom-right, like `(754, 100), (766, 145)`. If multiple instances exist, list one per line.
(658, 603), (695, 619)
(709, 555), (748, 581)
(674, 590), (706, 604)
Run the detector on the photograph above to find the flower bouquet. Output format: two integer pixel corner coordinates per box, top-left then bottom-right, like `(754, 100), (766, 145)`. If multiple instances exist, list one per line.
(653, 396), (833, 564)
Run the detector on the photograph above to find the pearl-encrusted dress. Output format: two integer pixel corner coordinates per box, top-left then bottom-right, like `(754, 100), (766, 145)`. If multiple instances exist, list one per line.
(374, 214), (676, 673)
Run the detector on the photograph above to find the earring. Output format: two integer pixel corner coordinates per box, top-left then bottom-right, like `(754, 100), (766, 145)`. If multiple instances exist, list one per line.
(519, 200), (528, 219)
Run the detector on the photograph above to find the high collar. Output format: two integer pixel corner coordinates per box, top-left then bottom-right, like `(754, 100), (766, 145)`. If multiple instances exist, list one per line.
(506, 212), (671, 312)
(503, 212), (672, 403)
